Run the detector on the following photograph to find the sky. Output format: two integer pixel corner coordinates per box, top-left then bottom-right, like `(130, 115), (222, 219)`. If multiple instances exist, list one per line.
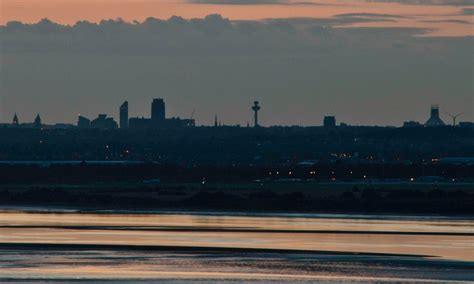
(0, 0), (473, 126)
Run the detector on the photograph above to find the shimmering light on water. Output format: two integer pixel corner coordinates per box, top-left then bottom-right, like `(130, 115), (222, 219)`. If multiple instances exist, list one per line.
(0, 210), (473, 282)
(0, 211), (473, 260)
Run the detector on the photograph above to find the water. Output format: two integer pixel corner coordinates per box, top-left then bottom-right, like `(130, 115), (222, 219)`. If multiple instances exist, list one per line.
(0, 209), (473, 282)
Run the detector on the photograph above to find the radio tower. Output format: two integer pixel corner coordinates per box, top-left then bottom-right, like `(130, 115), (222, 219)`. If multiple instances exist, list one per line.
(252, 101), (261, 127)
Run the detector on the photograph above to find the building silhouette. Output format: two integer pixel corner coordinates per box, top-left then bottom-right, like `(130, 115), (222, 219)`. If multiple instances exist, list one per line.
(128, 99), (194, 129)
(323, 116), (336, 127)
(91, 114), (118, 129)
(152, 98), (165, 126)
(425, 105), (445, 127)
(120, 101), (129, 129)
(34, 114), (42, 129)
(459, 122), (474, 129)
(77, 115), (91, 128)
(252, 101), (261, 127)
(12, 113), (19, 127)
(128, 117), (150, 129)
(403, 120), (422, 128)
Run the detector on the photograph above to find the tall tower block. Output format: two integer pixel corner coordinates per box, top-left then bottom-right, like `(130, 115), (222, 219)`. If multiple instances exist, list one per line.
(120, 101), (129, 129)
(151, 98), (165, 125)
(252, 101), (261, 128)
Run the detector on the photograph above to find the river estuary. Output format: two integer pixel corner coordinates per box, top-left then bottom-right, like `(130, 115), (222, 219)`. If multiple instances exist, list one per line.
(0, 209), (473, 283)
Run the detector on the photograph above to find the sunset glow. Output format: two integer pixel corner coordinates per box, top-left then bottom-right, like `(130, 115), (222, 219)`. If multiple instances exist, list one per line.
(2, 0), (472, 36)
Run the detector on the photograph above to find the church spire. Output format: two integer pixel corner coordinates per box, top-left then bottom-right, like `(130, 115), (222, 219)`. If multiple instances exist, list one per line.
(34, 114), (42, 128)
(12, 113), (19, 126)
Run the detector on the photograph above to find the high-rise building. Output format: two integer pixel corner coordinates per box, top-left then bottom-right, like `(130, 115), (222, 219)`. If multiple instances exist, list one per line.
(120, 101), (129, 129)
(151, 98), (165, 125)
(323, 116), (336, 127)
(126, 99), (194, 129)
(425, 104), (445, 127)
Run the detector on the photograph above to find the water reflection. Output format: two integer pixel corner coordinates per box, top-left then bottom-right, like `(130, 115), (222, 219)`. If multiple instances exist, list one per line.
(0, 211), (472, 261)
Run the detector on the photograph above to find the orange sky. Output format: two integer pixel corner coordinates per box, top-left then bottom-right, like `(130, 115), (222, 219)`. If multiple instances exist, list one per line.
(1, 0), (473, 36)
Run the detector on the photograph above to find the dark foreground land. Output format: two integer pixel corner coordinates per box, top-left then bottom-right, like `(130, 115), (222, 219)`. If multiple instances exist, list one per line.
(1, 158), (473, 214)
(0, 126), (473, 163)
(1, 125), (473, 214)
(1, 181), (473, 214)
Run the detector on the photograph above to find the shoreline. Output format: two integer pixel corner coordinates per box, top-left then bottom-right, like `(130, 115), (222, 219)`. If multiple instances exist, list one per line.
(2, 181), (473, 215)
(1, 205), (474, 220)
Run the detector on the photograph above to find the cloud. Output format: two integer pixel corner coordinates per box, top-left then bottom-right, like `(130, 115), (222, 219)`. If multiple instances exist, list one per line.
(334, 13), (407, 19)
(189, 0), (288, 4)
(461, 8), (474, 14)
(421, 19), (471, 24)
(189, 0), (329, 5)
(0, 15), (472, 126)
(330, 13), (408, 24)
(367, 0), (474, 6)
(3, 14), (430, 55)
